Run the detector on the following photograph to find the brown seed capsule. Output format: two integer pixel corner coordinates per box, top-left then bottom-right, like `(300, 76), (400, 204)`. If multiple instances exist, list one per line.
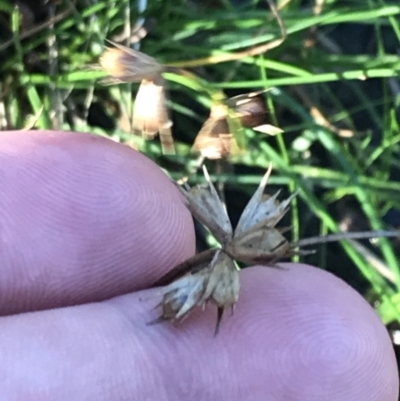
(201, 251), (240, 335)
(226, 226), (291, 265)
(192, 90), (282, 160)
(99, 41), (163, 84)
(228, 90), (284, 135)
(192, 117), (232, 160)
(192, 103), (239, 160)
(227, 90), (270, 129)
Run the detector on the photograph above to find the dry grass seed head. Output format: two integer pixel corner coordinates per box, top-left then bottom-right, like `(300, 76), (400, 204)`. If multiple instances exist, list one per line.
(154, 165), (400, 334)
(192, 117), (233, 160)
(98, 41), (175, 154)
(228, 90), (283, 136)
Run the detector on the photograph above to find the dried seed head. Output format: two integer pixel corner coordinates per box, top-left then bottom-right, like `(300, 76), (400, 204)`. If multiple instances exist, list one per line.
(192, 91), (282, 160)
(201, 251), (240, 334)
(192, 116), (233, 160)
(227, 90), (283, 135)
(154, 165), (297, 333)
(235, 165), (296, 237)
(159, 271), (208, 322)
(133, 77), (175, 154)
(202, 251), (239, 308)
(178, 166), (233, 246)
(156, 250), (239, 334)
(226, 227), (291, 265)
(97, 41), (175, 154)
(192, 104), (239, 160)
(154, 164), (400, 334)
(99, 41), (163, 84)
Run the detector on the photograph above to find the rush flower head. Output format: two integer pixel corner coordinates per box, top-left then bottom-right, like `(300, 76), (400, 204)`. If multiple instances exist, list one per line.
(152, 165), (400, 334)
(153, 164), (298, 333)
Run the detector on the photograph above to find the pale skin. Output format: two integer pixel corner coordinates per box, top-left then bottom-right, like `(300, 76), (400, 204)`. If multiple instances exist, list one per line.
(0, 130), (398, 401)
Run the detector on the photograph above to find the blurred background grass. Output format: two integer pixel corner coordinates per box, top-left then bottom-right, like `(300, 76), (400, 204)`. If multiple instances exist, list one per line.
(1, 0), (400, 363)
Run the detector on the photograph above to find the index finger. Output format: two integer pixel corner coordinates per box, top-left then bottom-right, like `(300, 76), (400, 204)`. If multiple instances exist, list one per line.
(0, 130), (195, 315)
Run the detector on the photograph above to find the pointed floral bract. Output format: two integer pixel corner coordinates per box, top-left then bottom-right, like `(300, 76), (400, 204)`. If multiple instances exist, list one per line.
(161, 272), (208, 321)
(226, 226), (291, 265)
(201, 251), (240, 334)
(234, 164), (296, 238)
(178, 166), (233, 246)
(132, 76), (175, 154)
(202, 251), (239, 308)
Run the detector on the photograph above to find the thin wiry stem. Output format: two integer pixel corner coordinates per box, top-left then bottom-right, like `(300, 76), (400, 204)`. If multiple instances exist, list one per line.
(293, 230), (400, 248)
(152, 248), (218, 287)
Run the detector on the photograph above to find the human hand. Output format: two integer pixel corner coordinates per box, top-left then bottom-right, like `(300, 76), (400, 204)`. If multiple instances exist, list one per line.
(0, 130), (398, 400)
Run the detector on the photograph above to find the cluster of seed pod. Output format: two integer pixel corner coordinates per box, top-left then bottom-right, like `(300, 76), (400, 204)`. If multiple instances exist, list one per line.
(151, 164), (310, 334)
(98, 40), (400, 335)
(98, 41), (282, 158)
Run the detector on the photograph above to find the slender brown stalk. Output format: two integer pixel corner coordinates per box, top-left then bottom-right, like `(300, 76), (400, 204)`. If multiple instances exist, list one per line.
(152, 248), (218, 287)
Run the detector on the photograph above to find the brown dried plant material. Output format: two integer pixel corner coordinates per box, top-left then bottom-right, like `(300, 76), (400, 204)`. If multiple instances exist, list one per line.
(158, 268), (209, 321)
(153, 250), (239, 335)
(192, 104), (235, 160)
(228, 90), (284, 136)
(192, 91), (283, 160)
(153, 165), (400, 334)
(153, 164), (297, 333)
(99, 40), (163, 84)
(179, 166), (233, 246)
(132, 77), (175, 154)
(201, 251), (240, 334)
(98, 41), (175, 154)
(227, 90), (270, 129)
